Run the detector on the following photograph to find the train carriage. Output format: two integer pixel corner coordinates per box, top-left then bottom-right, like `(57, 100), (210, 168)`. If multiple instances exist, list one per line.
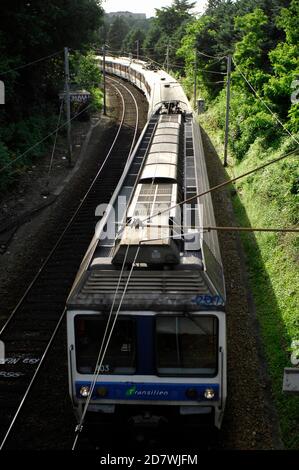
(66, 56), (227, 430)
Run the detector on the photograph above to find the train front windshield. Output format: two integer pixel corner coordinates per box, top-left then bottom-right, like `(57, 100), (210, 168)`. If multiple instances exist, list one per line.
(74, 314), (218, 377)
(156, 316), (218, 376)
(75, 316), (136, 374)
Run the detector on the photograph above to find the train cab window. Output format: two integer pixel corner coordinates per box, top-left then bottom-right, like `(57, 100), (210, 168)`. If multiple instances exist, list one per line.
(75, 316), (136, 374)
(156, 316), (218, 376)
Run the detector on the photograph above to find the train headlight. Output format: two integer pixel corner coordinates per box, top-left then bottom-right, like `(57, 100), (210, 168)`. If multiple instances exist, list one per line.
(79, 386), (90, 398)
(204, 388), (215, 400)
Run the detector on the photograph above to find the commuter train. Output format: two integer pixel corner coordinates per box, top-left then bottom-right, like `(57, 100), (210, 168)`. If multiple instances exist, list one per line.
(66, 56), (227, 431)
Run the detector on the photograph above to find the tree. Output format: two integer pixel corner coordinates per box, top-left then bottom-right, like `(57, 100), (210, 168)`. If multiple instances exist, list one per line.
(107, 17), (129, 53)
(122, 29), (146, 58)
(143, 0), (195, 66)
(233, 8), (269, 86)
(0, 0), (104, 119)
(0, 0), (104, 188)
(263, 0), (299, 127)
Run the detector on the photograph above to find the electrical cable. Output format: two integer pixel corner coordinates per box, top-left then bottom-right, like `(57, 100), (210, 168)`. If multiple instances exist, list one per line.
(139, 147), (299, 225)
(0, 50), (63, 76)
(46, 99), (64, 184)
(72, 244), (141, 450)
(233, 58), (299, 146)
(128, 226), (299, 240)
(71, 77), (141, 449)
(196, 50), (227, 60)
(0, 102), (93, 174)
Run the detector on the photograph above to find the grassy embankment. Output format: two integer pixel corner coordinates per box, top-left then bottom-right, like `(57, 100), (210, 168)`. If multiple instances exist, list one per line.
(198, 104), (299, 449)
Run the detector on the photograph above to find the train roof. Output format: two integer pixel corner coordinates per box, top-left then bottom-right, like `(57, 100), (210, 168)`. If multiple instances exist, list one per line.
(67, 110), (226, 311)
(100, 55), (192, 115)
(67, 261), (224, 312)
(67, 57), (225, 312)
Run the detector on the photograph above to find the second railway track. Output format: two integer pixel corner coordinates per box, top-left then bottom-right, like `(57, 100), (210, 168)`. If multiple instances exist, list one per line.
(0, 77), (148, 449)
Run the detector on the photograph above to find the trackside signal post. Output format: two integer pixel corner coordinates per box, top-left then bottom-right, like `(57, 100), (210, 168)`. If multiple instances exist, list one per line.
(64, 47), (72, 166)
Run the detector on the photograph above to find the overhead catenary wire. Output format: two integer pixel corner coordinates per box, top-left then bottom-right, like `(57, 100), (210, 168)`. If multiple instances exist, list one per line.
(71, 243), (131, 448)
(46, 99), (64, 184)
(196, 50), (228, 61)
(72, 132), (158, 450)
(114, 222), (299, 234)
(139, 147), (299, 225)
(0, 79), (132, 337)
(72, 51), (297, 447)
(233, 58), (299, 146)
(71, 77), (141, 449)
(0, 50), (63, 76)
(128, 226), (299, 247)
(72, 244), (141, 450)
(105, 51), (226, 76)
(143, 55), (226, 75)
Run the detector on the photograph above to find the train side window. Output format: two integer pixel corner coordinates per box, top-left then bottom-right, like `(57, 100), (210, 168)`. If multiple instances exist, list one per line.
(156, 315), (218, 377)
(74, 315), (136, 374)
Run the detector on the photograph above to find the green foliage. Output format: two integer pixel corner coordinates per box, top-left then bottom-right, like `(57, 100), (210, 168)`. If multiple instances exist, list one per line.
(0, 1), (104, 189)
(0, 113), (57, 191)
(89, 87), (103, 112)
(108, 17), (129, 53)
(288, 104), (299, 133)
(182, 1), (298, 161)
(234, 8), (268, 73)
(189, 0), (298, 448)
(72, 52), (102, 89)
(122, 28), (146, 58)
(143, 0), (195, 66)
(262, 1), (299, 119)
(70, 51), (103, 112)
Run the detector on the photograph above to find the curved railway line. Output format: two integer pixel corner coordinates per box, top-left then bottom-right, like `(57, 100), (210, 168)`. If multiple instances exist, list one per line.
(0, 74), (282, 452)
(0, 77), (147, 449)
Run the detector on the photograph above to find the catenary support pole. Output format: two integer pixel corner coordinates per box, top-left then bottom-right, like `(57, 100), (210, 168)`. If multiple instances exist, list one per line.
(102, 44), (106, 116)
(193, 50), (197, 112)
(64, 47), (72, 167)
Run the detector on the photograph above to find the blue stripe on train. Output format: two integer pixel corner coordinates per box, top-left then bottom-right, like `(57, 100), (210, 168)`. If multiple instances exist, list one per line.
(76, 382), (219, 401)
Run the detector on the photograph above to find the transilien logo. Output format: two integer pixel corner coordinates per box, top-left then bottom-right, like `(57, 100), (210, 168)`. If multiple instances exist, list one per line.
(126, 385), (137, 396)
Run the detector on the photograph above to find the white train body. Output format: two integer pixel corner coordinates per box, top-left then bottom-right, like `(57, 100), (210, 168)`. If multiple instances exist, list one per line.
(66, 56), (227, 430)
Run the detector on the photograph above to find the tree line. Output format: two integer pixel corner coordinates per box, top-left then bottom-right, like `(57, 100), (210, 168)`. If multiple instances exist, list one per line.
(1, 0), (298, 199)
(105, 0), (298, 210)
(0, 0), (104, 190)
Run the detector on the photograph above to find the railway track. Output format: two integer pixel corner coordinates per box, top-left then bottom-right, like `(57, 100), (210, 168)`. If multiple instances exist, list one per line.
(0, 77), (147, 449)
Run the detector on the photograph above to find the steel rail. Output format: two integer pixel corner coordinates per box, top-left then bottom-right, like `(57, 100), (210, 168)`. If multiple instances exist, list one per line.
(0, 83), (125, 337)
(0, 79), (141, 450)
